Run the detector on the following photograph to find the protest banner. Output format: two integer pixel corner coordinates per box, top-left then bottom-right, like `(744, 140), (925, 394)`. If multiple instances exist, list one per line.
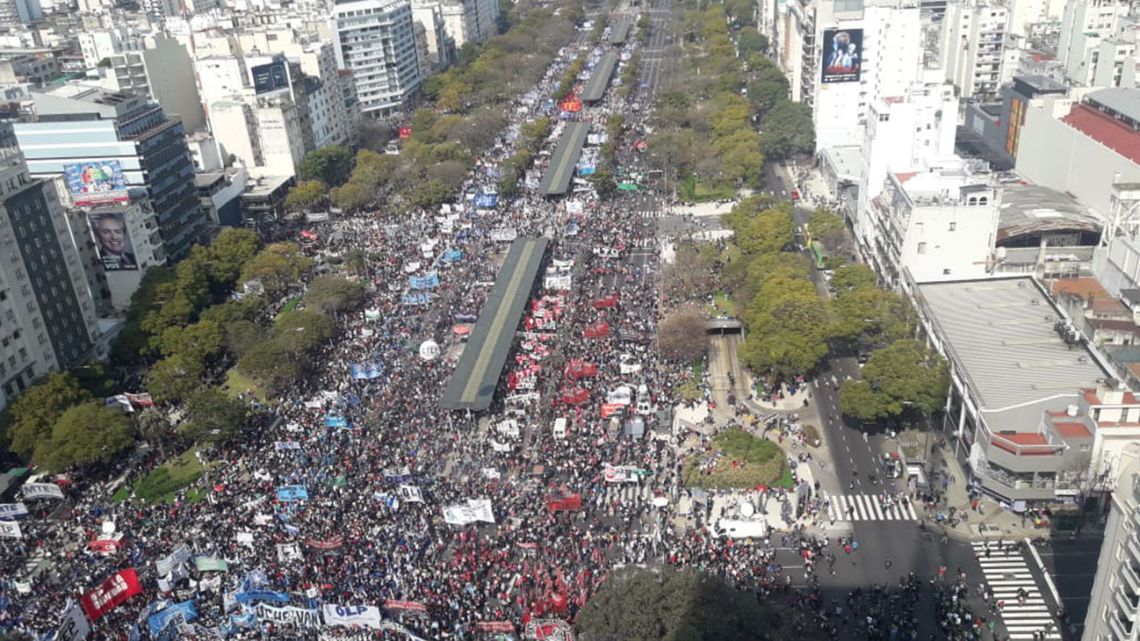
(0, 502), (27, 519)
(277, 542), (303, 562)
(156, 544), (191, 577)
(254, 603), (321, 628)
(194, 556), (229, 572)
(276, 485), (309, 502)
(274, 441), (302, 451)
(56, 602), (90, 641)
(22, 482), (64, 500)
(321, 604), (383, 629)
(147, 600), (198, 636)
(80, 569), (142, 620)
(383, 600), (428, 614)
(0, 520), (21, 539)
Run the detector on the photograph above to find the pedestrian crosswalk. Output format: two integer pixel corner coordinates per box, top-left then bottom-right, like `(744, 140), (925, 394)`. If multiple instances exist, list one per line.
(973, 541), (1061, 641)
(823, 493), (918, 522)
(637, 210), (662, 219)
(22, 548), (46, 579)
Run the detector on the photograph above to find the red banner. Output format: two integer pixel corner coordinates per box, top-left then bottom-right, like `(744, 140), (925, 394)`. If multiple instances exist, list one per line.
(398, 127), (412, 139)
(564, 359), (598, 380)
(546, 493), (582, 512)
(600, 403), (624, 418)
(80, 569), (142, 620)
(87, 538), (122, 554)
(476, 621), (516, 633)
(384, 599), (428, 613)
(592, 293), (619, 309)
(305, 537), (343, 550)
(561, 388), (589, 405)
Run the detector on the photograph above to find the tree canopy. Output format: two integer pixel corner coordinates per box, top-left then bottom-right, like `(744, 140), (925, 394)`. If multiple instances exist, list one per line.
(36, 401), (133, 471)
(3, 373), (92, 460)
(838, 340), (949, 424)
(761, 100), (816, 160)
(299, 145), (353, 187)
(660, 306), (710, 363)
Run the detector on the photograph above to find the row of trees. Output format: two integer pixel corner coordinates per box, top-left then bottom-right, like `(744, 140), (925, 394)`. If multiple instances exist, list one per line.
(499, 117), (553, 197)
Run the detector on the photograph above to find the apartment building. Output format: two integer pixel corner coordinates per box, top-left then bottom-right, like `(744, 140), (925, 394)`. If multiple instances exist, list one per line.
(332, 0), (424, 117)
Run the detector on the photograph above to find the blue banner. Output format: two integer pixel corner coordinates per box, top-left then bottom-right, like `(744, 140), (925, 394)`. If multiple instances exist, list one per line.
(578, 165), (596, 176)
(323, 414), (349, 429)
(475, 193), (497, 209)
(441, 249), (463, 263)
(402, 293), (432, 306)
(235, 590), (291, 606)
(275, 486), (309, 502)
(408, 273), (440, 290)
(349, 363), (384, 380)
(230, 612), (258, 629)
(148, 600), (198, 636)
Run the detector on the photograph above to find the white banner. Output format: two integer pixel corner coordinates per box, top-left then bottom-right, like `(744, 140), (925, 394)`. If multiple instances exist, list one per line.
(254, 603), (321, 628)
(482, 468), (501, 480)
(496, 420), (520, 438)
(489, 228), (518, 242)
(603, 464), (648, 484)
(442, 498), (496, 525)
(56, 602), (91, 641)
(236, 532), (254, 547)
(544, 275), (573, 290)
(606, 386), (633, 405)
(156, 543), (192, 577)
(321, 604), (383, 629)
(22, 482), (63, 500)
(0, 502), (28, 519)
(0, 520), (21, 539)
(277, 542), (303, 562)
(398, 485), (423, 503)
(489, 440), (513, 453)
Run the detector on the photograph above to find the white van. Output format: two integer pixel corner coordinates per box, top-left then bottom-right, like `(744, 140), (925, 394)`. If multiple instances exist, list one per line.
(553, 417), (568, 439)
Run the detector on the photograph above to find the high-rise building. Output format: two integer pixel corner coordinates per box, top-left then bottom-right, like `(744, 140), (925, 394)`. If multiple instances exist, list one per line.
(98, 32), (207, 133)
(0, 123), (100, 411)
(0, 0), (42, 25)
(332, 0), (424, 117)
(1084, 442), (1140, 641)
(1058, 0), (1132, 86)
(13, 86), (207, 260)
(942, 0), (1009, 100)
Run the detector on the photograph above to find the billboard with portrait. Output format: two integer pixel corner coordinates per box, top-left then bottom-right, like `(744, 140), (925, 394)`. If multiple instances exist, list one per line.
(821, 28), (863, 83)
(88, 212), (138, 272)
(63, 161), (129, 207)
(251, 61), (289, 95)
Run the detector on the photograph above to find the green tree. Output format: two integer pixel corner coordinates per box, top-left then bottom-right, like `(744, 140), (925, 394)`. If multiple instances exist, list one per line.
(761, 100), (816, 161)
(299, 145), (353, 187)
(285, 179), (328, 211)
(838, 340), (949, 424)
(237, 339), (303, 395)
(136, 407), (173, 459)
(829, 263), (878, 292)
(274, 310), (335, 356)
(747, 78), (789, 113)
(809, 208), (846, 248)
(36, 401), (133, 471)
(180, 387), (246, 444)
(146, 354), (205, 404)
(659, 306), (710, 362)
(223, 319), (263, 357)
(240, 242), (314, 295)
(591, 167), (618, 199)
(329, 180), (373, 211)
(157, 319), (223, 362)
(576, 566), (791, 641)
(303, 276), (366, 315)
(738, 27), (768, 56)
(742, 291), (831, 377)
(736, 207), (795, 256)
(206, 228), (261, 287)
(3, 373), (92, 460)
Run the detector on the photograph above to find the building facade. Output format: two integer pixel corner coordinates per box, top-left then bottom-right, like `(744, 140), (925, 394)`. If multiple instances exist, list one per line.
(332, 0), (424, 117)
(1083, 442), (1140, 641)
(942, 0), (1009, 100)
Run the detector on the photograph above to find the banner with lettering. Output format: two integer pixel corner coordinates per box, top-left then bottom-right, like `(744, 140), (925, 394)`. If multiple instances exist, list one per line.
(442, 498), (496, 525)
(0, 520), (21, 539)
(147, 600), (198, 636)
(306, 537), (344, 551)
(234, 589), (290, 606)
(22, 482), (64, 500)
(80, 569), (142, 620)
(475, 621), (516, 634)
(276, 486), (309, 502)
(55, 602), (90, 641)
(254, 603), (321, 628)
(321, 604), (383, 629)
(87, 537), (122, 553)
(277, 542), (303, 562)
(0, 502), (28, 519)
(383, 600), (428, 614)
(274, 441), (302, 451)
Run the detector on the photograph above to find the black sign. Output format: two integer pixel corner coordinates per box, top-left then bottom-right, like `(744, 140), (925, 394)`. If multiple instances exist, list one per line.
(821, 28), (863, 83)
(251, 61), (289, 94)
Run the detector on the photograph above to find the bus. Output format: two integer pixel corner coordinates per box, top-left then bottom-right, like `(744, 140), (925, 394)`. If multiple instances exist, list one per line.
(809, 239), (830, 270)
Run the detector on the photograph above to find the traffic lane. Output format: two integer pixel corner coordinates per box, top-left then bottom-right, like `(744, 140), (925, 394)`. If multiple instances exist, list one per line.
(1031, 535), (1101, 637)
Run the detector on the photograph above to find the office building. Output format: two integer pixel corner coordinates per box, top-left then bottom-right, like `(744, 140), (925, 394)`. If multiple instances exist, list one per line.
(332, 0), (424, 117)
(1058, 0), (1132, 86)
(13, 86), (207, 260)
(0, 123), (100, 411)
(97, 32), (207, 133)
(961, 74), (1069, 168)
(0, 0), (42, 24)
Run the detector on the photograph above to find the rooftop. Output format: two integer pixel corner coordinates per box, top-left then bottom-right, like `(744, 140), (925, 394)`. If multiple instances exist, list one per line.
(917, 277), (1110, 410)
(1061, 102), (1140, 166)
(1012, 74), (1066, 94)
(997, 183), (1102, 242)
(1087, 87), (1140, 123)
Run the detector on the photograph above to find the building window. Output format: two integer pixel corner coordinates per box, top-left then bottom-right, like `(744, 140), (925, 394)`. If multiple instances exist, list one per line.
(917, 242), (927, 255)
(949, 222), (956, 231)
(943, 268), (952, 275)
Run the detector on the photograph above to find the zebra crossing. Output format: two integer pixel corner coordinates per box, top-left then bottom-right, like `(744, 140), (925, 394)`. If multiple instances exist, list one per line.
(597, 482), (656, 508)
(973, 541), (1061, 641)
(637, 209), (662, 219)
(21, 547), (46, 579)
(823, 493), (919, 522)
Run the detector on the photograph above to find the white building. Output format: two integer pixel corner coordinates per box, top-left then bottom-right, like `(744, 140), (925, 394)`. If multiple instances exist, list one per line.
(1084, 442), (1140, 641)
(332, 0), (424, 117)
(98, 32), (207, 133)
(208, 93), (306, 179)
(853, 77), (958, 252)
(1058, 0), (1132, 85)
(775, 0), (926, 151)
(411, 1), (454, 71)
(942, 0), (1009, 100)
(71, 198), (166, 312)
(0, 0), (42, 24)
(863, 156), (1000, 289)
(1016, 87), (1140, 219)
(423, 0), (498, 48)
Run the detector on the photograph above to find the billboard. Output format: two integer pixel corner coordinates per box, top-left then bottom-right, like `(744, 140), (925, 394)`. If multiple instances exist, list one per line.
(63, 161), (129, 207)
(88, 212), (138, 271)
(251, 60), (289, 94)
(821, 28), (863, 83)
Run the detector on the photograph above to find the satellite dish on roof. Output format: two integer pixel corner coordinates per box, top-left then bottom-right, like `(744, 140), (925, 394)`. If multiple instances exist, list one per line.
(739, 502), (755, 518)
(101, 520), (115, 535)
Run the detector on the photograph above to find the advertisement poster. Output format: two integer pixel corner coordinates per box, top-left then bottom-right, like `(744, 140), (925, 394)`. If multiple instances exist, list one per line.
(64, 161), (129, 207)
(821, 28), (863, 83)
(251, 61), (289, 94)
(88, 212), (138, 271)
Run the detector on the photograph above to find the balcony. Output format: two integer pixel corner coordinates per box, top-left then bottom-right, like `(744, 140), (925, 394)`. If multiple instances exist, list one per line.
(1109, 613), (1132, 640)
(1115, 589), (1138, 619)
(1122, 561), (1140, 594)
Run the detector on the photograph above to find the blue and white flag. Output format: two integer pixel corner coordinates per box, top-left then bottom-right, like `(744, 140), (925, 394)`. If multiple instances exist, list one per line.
(275, 486), (309, 502)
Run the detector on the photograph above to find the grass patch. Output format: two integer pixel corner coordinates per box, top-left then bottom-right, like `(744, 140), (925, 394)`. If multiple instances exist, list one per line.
(132, 449), (209, 504)
(222, 367), (264, 402)
(679, 380), (702, 402)
(706, 291), (735, 318)
(281, 296), (301, 313)
(682, 428), (788, 489)
(803, 424), (821, 448)
(110, 486), (131, 503)
(679, 175), (736, 203)
(720, 243), (741, 264)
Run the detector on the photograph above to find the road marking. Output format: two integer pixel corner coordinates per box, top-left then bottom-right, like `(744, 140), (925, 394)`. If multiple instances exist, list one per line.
(1024, 537), (1064, 608)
